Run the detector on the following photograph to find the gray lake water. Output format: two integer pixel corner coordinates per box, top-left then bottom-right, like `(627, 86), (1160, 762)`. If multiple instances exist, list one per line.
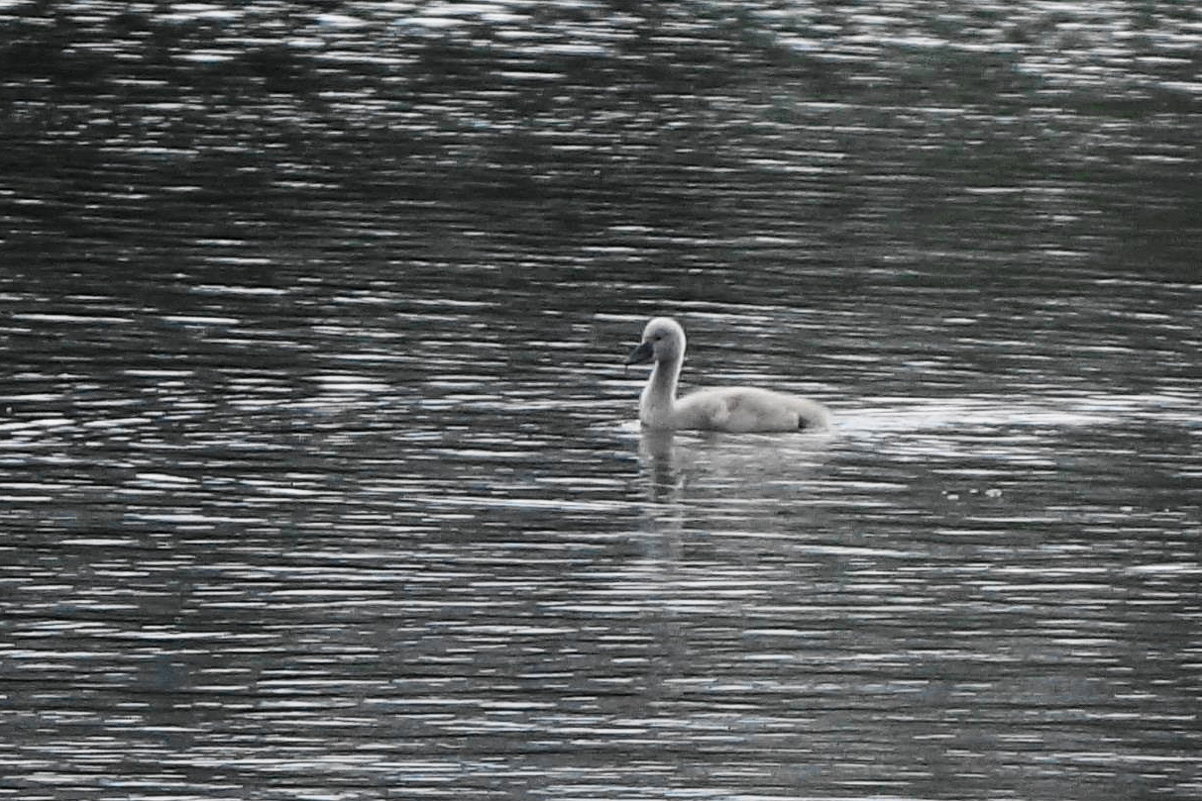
(1, 3), (1200, 800)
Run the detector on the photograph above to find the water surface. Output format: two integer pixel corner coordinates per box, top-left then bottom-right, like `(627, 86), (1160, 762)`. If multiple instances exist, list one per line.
(1, 2), (1200, 800)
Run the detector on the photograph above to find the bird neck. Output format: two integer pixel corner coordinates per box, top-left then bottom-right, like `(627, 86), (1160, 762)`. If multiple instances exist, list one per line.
(641, 356), (681, 426)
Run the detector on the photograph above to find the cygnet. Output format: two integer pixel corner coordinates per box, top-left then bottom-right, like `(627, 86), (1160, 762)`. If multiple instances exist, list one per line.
(625, 316), (831, 433)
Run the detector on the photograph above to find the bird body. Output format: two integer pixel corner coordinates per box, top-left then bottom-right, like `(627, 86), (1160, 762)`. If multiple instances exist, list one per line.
(626, 317), (830, 433)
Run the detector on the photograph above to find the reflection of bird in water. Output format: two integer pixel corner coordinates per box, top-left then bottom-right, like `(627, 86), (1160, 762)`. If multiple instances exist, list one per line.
(637, 427), (833, 504)
(625, 317), (831, 433)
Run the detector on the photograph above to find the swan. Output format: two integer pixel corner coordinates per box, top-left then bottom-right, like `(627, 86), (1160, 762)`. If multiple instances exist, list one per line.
(625, 317), (831, 433)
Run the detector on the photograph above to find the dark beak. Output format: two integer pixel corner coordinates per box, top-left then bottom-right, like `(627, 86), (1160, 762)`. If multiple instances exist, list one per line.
(625, 341), (654, 367)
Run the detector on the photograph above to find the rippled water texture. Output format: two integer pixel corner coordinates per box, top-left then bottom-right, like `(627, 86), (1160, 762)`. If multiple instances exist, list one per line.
(1, 2), (1200, 800)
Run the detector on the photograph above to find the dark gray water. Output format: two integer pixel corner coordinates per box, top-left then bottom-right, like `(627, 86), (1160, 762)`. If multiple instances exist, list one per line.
(1, 3), (1200, 800)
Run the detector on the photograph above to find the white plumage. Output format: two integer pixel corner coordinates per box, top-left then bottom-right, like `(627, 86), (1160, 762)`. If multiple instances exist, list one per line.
(625, 317), (831, 433)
